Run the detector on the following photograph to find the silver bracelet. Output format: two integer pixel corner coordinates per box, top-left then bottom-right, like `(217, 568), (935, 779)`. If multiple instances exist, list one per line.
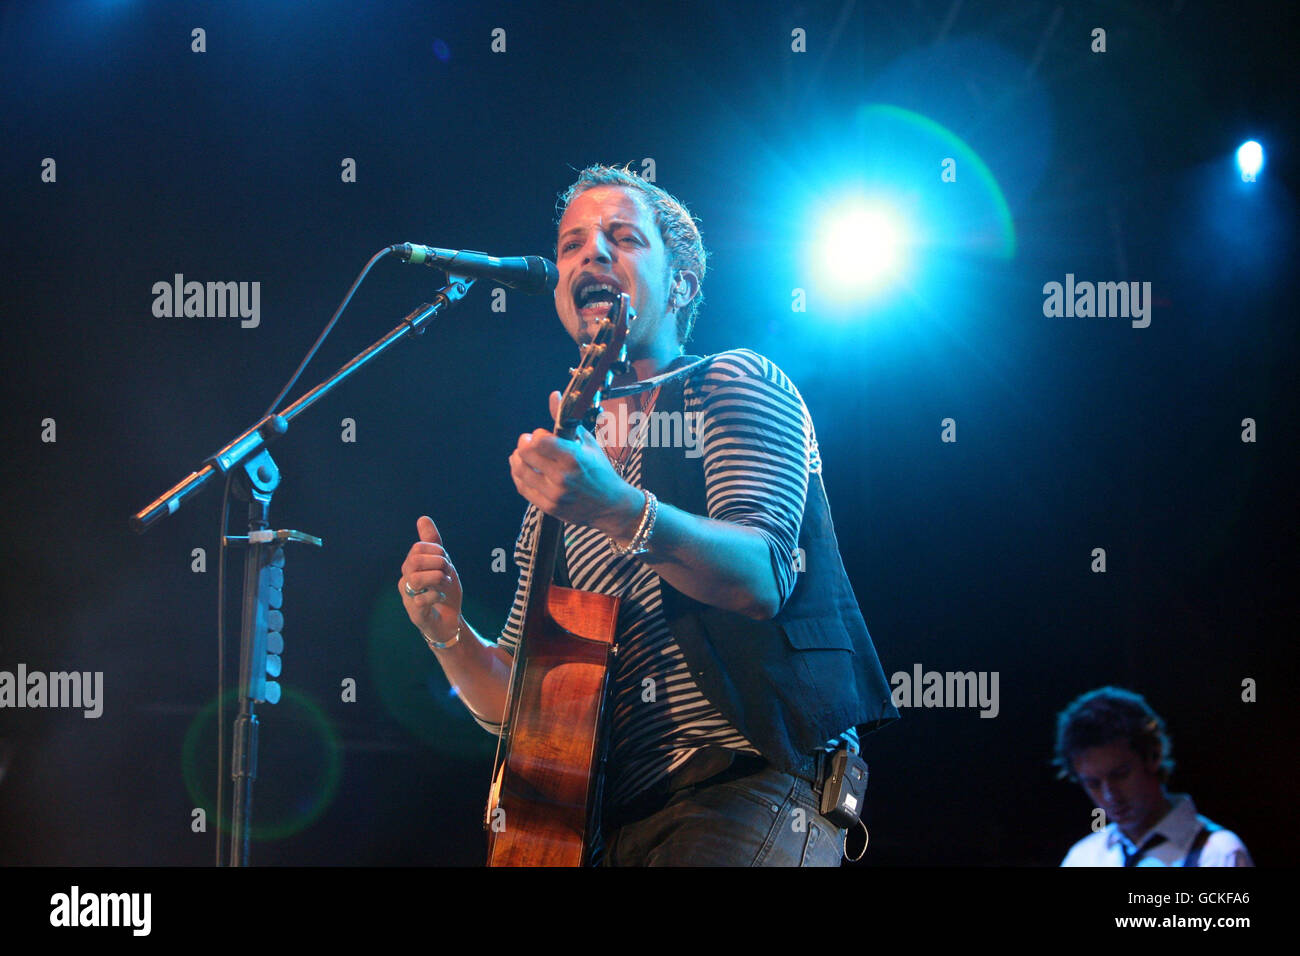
(422, 617), (462, 651)
(610, 490), (658, 556)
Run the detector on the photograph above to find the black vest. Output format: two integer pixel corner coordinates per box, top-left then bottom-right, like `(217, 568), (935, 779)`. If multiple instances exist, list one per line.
(637, 358), (899, 772)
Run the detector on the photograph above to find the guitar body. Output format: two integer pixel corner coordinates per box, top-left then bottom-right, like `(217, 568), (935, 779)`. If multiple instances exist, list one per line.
(486, 585), (619, 866)
(484, 292), (633, 867)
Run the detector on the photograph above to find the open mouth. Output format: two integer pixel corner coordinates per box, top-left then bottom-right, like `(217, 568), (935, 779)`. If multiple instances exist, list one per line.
(573, 275), (624, 316)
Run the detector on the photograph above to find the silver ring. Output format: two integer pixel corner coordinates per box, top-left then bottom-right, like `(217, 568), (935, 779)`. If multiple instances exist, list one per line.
(404, 580), (429, 597)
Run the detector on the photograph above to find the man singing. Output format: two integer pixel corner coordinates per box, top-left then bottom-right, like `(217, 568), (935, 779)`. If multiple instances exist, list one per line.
(1056, 686), (1253, 867)
(399, 164), (898, 866)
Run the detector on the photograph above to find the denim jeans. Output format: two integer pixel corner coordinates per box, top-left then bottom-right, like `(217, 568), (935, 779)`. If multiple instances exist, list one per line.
(601, 763), (846, 866)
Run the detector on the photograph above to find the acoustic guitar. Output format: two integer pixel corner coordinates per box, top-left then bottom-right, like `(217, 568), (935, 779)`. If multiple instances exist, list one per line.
(485, 293), (632, 866)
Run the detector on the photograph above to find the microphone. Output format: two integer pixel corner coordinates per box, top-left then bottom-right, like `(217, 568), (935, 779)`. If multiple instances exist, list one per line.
(391, 243), (558, 295)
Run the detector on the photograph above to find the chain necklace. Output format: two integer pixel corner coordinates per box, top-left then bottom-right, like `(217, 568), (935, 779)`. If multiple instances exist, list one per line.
(605, 386), (661, 477)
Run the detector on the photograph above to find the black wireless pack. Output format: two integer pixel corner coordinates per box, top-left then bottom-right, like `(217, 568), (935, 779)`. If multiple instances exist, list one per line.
(819, 750), (869, 828)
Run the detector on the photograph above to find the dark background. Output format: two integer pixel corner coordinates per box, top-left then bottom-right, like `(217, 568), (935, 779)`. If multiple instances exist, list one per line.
(1, 0), (1295, 866)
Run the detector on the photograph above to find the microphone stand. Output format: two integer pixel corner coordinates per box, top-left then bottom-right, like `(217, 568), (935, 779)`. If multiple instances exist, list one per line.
(131, 276), (476, 866)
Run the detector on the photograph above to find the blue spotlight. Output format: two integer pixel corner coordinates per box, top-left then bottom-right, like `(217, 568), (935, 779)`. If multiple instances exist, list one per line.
(814, 197), (911, 303)
(1236, 140), (1263, 182)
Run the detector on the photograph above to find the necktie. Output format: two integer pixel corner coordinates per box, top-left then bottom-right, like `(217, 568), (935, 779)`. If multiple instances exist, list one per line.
(1122, 833), (1166, 866)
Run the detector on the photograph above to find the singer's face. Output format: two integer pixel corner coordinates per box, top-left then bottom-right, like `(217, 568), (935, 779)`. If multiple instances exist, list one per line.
(555, 186), (677, 358)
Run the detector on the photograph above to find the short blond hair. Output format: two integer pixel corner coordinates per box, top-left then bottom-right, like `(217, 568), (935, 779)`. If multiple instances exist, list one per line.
(556, 164), (708, 343)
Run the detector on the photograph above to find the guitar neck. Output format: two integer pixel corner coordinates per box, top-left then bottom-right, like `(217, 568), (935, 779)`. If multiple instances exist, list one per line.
(524, 418), (579, 616)
(526, 511), (563, 622)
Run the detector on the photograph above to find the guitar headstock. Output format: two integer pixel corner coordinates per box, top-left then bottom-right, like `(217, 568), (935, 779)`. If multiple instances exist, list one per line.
(553, 293), (633, 434)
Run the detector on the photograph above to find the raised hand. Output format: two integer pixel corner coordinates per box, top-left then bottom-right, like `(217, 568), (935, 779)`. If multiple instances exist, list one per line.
(399, 515), (463, 645)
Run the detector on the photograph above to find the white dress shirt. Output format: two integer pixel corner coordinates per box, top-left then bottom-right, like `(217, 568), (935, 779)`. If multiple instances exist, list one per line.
(1061, 794), (1253, 867)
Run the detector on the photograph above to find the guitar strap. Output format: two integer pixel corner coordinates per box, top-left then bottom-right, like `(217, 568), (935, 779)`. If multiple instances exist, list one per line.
(554, 526), (572, 587)
(603, 354), (710, 399)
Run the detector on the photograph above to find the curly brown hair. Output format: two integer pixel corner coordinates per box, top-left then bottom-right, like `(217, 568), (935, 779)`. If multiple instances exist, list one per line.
(1053, 686), (1175, 783)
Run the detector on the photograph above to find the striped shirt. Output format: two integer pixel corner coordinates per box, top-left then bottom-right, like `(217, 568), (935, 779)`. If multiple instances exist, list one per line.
(470, 349), (856, 810)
